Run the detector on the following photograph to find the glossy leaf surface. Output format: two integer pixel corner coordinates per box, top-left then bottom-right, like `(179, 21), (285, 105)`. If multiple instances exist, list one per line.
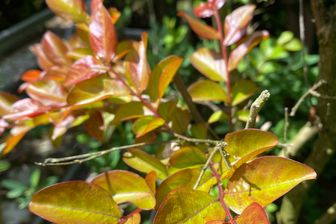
(154, 187), (225, 224)
(29, 181), (121, 224)
(123, 148), (168, 179)
(235, 202), (269, 224)
(224, 5), (256, 46)
(133, 116), (165, 138)
(190, 48), (226, 81)
(225, 129), (278, 167)
(41, 31), (70, 66)
(231, 79), (258, 106)
(91, 170), (156, 210)
(188, 79), (227, 102)
(225, 156), (317, 213)
(179, 12), (220, 40)
(169, 146), (206, 169)
(194, 0), (225, 18)
(113, 102), (144, 124)
(46, 0), (88, 23)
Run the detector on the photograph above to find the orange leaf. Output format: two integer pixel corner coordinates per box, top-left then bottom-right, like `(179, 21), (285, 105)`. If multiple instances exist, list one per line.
(235, 202), (270, 224)
(21, 70), (43, 82)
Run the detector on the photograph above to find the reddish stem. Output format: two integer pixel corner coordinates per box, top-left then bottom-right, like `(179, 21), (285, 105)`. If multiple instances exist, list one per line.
(213, 7), (233, 129)
(210, 162), (236, 224)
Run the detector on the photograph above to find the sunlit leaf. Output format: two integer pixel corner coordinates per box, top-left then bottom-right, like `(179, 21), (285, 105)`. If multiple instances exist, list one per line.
(3, 99), (50, 121)
(46, 0), (88, 23)
(31, 44), (54, 70)
(225, 156), (317, 214)
(228, 31), (269, 71)
(231, 79), (258, 106)
(67, 74), (129, 106)
(170, 146), (206, 169)
(224, 5), (256, 46)
(148, 56), (183, 101)
(91, 170), (156, 210)
(188, 79), (227, 102)
(123, 148), (168, 179)
(156, 168), (216, 207)
(29, 181), (121, 224)
(89, 0), (117, 62)
(21, 70), (43, 82)
(145, 171), (157, 194)
(194, 0), (225, 18)
(124, 33), (150, 94)
(108, 7), (121, 24)
(190, 48), (226, 81)
(236, 109), (249, 122)
(124, 213), (141, 224)
(225, 129), (278, 167)
(235, 202), (270, 224)
(1, 129), (29, 155)
(208, 111), (228, 124)
(41, 32), (71, 66)
(0, 92), (18, 116)
(133, 116), (165, 138)
(179, 12), (220, 40)
(113, 102), (144, 124)
(154, 187), (225, 224)
(52, 114), (89, 140)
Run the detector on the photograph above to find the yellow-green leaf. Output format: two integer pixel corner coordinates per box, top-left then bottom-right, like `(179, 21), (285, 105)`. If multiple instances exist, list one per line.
(123, 148), (168, 179)
(188, 79), (227, 102)
(113, 102), (144, 124)
(46, 0), (88, 23)
(169, 146), (206, 169)
(91, 170), (155, 210)
(232, 79), (258, 106)
(133, 116), (165, 138)
(225, 156), (317, 214)
(154, 187), (225, 224)
(29, 181), (121, 224)
(190, 48), (226, 82)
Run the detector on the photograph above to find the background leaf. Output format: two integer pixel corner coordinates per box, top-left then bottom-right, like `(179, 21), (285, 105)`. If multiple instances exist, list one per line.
(188, 79), (227, 102)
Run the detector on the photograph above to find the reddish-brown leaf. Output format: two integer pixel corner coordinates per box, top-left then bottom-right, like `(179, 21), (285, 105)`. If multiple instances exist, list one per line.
(41, 32), (71, 66)
(194, 0), (225, 18)
(21, 70), (43, 82)
(30, 44), (55, 70)
(224, 5), (256, 46)
(229, 31), (269, 71)
(89, 0), (117, 62)
(179, 12), (220, 40)
(235, 202), (270, 224)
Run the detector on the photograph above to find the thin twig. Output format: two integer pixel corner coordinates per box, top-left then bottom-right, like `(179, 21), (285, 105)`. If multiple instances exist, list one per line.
(299, 0), (309, 86)
(173, 132), (224, 146)
(245, 90), (271, 129)
(210, 163), (236, 224)
(290, 80), (326, 117)
(284, 107), (289, 143)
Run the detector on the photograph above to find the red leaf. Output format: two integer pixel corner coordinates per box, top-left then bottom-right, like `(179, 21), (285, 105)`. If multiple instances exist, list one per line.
(65, 56), (106, 87)
(89, 0), (117, 62)
(41, 32), (71, 66)
(194, 0), (225, 18)
(179, 12), (220, 40)
(224, 5), (256, 46)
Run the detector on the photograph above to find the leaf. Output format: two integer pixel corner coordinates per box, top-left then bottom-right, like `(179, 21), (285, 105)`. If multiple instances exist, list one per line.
(113, 102), (144, 124)
(224, 5), (256, 46)
(190, 48), (226, 81)
(25, 80), (67, 107)
(124, 33), (150, 93)
(208, 111), (228, 124)
(123, 148), (168, 179)
(31, 44), (54, 70)
(67, 74), (129, 106)
(0, 92), (18, 116)
(1, 129), (29, 155)
(225, 156), (317, 214)
(179, 12), (220, 40)
(46, 0), (88, 23)
(89, 0), (117, 62)
(41, 32), (71, 66)
(83, 111), (104, 141)
(21, 70), (43, 82)
(91, 170), (156, 210)
(228, 31), (269, 71)
(65, 56), (106, 87)
(225, 129), (278, 167)
(231, 79), (258, 106)
(235, 202), (270, 224)
(52, 114), (89, 140)
(3, 99), (50, 121)
(194, 0), (225, 18)
(188, 79), (227, 102)
(29, 181), (121, 224)
(169, 146), (206, 169)
(145, 171), (157, 194)
(156, 168), (216, 207)
(124, 213), (141, 224)
(133, 116), (165, 138)
(148, 56), (183, 101)
(154, 187), (225, 224)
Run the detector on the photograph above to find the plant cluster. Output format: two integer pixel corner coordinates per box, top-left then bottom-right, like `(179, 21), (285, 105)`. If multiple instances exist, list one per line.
(0, 0), (316, 223)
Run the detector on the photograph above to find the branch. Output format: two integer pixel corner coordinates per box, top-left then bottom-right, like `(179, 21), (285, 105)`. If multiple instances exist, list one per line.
(245, 90), (270, 129)
(315, 203), (336, 224)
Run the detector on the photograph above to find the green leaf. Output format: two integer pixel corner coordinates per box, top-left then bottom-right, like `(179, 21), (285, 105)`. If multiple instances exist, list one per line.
(277, 31), (294, 45)
(208, 111), (228, 124)
(231, 79), (258, 106)
(123, 148), (168, 179)
(154, 187), (225, 224)
(67, 74), (129, 106)
(235, 202), (270, 224)
(169, 147), (206, 169)
(113, 102), (144, 124)
(225, 129), (278, 167)
(284, 39), (302, 51)
(46, 0), (88, 23)
(179, 12), (220, 40)
(0, 160), (10, 172)
(188, 80), (227, 102)
(156, 168), (216, 207)
(190, 48), (226, 81)
(91, 170), (155, 210)
(236, 109), (250, 122)
(133, 116), (165, 138)
(148, 56), (183, 101)
(29, 181), (121, 224)
(225, 156), (317, 214)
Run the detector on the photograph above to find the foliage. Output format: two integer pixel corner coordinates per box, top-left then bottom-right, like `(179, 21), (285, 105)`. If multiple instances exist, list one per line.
(0, 0), (317, 223)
